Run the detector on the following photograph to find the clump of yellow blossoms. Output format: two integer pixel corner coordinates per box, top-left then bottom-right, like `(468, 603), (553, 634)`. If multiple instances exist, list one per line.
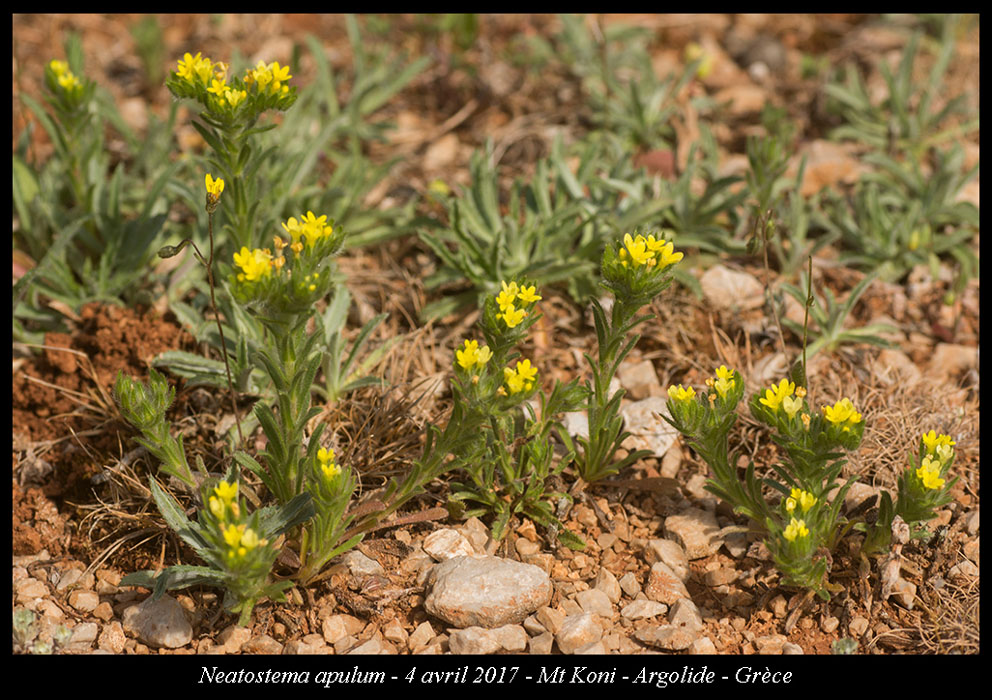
(822, 397), (862, 428)
(503, 359), (538, 394)
(495, 280), (540, 329)
(222, 523), (264, 562)
(168, 51), (296, 120)
(785, 488), (817, 513)
(617, 233), (683, 270)
(233, 246), (274, 282)
(455, 339), (493, 371)
(668, 384), (696, 402)
(318, 447), (340, 481)
(209, 480), (240, 521)
(48, 59), (83, 95)
(783, 517), (809, 542)
(759, 378), (796, 412)
(281, 211), (335, 248)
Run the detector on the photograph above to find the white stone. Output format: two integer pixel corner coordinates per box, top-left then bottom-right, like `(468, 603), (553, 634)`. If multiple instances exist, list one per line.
(424, 556), (552, 629)
(448, 626), (501, 655)
(620, 397), (679, 457)
(644, 538), (691, 581)
(121, 594), (192, 649)
(700, 264), (765, 311)
(555, 613), (603, 655)
(423, 528), (477, 561)
(621, 600), (669, 620)
(644, 561), (691, 604)
(341, 550), (385, 577)
(575, 588), (614, 618)
(665, 508), (724, 559)
(593, 567), (622, 604)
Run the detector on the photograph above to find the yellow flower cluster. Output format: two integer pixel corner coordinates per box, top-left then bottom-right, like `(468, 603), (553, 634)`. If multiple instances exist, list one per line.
(318, 447), (340, 481)
(822, 397), (862, 431)
(175, 53), (291, 108)
(617, 233), (683, 270)
(495, 280), (540, 329)
(221, 523), (263, 561)
(667, 384), (696, 402)
(49, 59), (82, 95)
(233, 246), (274, 282)
(245, 60), (292, 96)
(281, 211), (335, 248)
(503, 358), (537, 394)
(916, 430), (955, 491)
(706, 365), (735, 399)
(208, 480), (241, 522)
(455, 339), (493, 371)
(759, 379), (806, 420)
(783, 517), (809, 542)
(785, 488), (816, 513)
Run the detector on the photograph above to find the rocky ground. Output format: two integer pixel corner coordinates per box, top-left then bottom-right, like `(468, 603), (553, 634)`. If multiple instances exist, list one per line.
(11, 14), (980, 659)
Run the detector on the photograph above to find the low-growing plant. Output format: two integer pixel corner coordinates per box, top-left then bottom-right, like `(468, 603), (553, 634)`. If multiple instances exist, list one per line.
(13, 36), (185, 342)
(665, 366), (960, 600)
(419, 136), (677, 319)
(823, 18), (978, 157)
(779, 269), (898, 360)
(570, 231), (683, 484)
(12, 608), (73, 655)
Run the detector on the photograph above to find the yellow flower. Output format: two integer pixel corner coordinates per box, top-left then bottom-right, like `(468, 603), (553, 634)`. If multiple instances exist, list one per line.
(934, 442), (954, 464)
(503, 359), (537, 394)
(496, 280), (518, 312)
(318, 447), (340, 480)
(57, 72), (81, 92)
(785, 497), (797, 513)
(299, 211), (329, 246)
(653, 239), (684, 268)
(517, 284), (541, 304)
(222, 523), (245, 547)
(456, 339), (481, 369)
(475, 345), (492, 366)
(500, 304), (527, 329)
(783, 518), (809, 542)
(782, 395), (803, 420)
(214, 480), (238, 503)
(759, 378), (795, 412)
(239, 528), (260, 551)
(224, 88), (247, 108)
(921, 430), (956, 454)
(207, 78), (227, 96)
(176, 52), (203, 80)
(822, 398), (861, 426)
(623, 233), (653, 266)
(916, 456), (945, 491)
(667, 384), (696, 402)
(233, 247), (273, 282)
(205, 173), (225, 199)
(790, 488), (817, 512)
(208, 496), (226, 521)
(49, 59), (69, 76)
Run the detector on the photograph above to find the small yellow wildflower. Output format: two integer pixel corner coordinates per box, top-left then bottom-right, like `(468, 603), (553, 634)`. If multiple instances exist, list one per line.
(759, 378), (795, 412)
(623, 233), (653, 266)
(785, 497), (797, 513)
(224, 88), (247, 108)
(233, 247), (273, 282)
(318, 447), (340, 480)
(500, 304), (527, 329)
(496, 280), (519, 312)
(822, 398), (861, 426)
(49, 59), (69, 77)
(517, 284), (541, 304)
(176, 52), (204, 81)
(782, 395), (803, 420)
(205, 173), (225, 200)
(790, 488), (817, 512)
(214, 480), (238, 503)
(456, 339), (480, 369)
(712, 367), (735, 399)
(916, 456), (945, 491)
(239, 528), (260, 551)
(783, 518), (809, 542)
(654, 239), (684, 268)
(222, 523), (245, 547)
(475, 345), (492, 366)
(207, 78), (227, 96)
(934, 442), (954, 464)
(504, 359), (537, 394)
(668, 384), (696, 402)
(921, 430), (956, 454)
(208, 496), (226, 521)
